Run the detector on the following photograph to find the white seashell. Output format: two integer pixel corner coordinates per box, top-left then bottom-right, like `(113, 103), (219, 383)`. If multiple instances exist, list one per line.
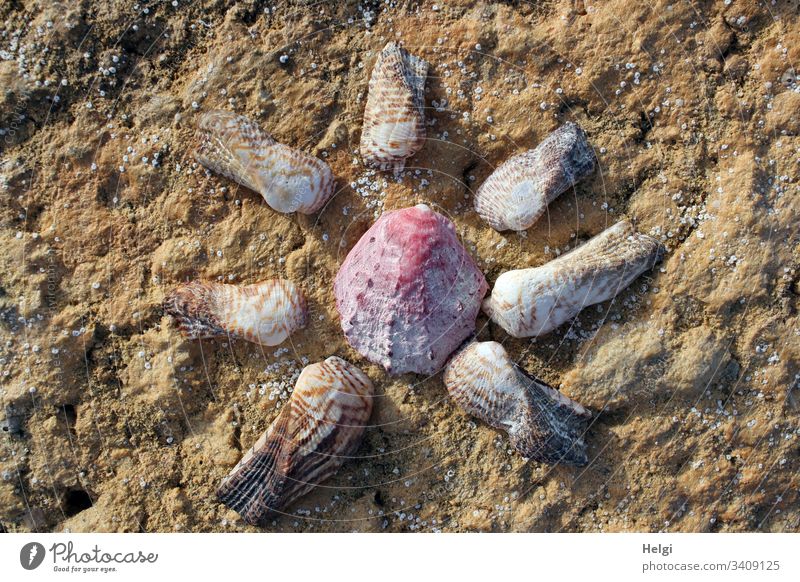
(193, 110), (334, 214)
(474, 122), (596, 231)
(217, 356), (374, 525)
(163, 279), (307, 346)
(359, 42), (428, 174)
(483, 220), (663, 337)
(443, 341), (590, 465)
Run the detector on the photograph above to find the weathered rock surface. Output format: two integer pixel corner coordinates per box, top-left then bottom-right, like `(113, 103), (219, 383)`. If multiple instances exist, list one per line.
(0, 1), (797, 533)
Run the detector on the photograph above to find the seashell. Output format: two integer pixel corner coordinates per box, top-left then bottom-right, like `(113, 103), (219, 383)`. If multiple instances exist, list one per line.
(474, 122), (596, 231)
(359, 42), (428, 173)
(334, 204), (488, 376)
(163, 279), (307, 346)
(193, 110), (334, 214)
(443, 341), (590, 466)
(217, 356), (374, 525)
(483, 220), (663, 337)
(780, 67), (796, 88)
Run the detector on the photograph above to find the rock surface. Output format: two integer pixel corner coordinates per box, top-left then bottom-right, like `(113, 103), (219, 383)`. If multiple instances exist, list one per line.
(0, 1), (798, 532)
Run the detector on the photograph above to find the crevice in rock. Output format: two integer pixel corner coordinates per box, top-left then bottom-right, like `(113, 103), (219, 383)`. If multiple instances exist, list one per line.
(62, 488), (93, 518)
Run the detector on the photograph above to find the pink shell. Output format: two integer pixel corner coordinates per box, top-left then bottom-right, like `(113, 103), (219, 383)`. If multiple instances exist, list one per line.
(334, 204), (488, 375)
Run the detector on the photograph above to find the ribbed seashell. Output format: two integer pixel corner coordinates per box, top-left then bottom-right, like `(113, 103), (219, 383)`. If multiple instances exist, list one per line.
(334, 204), (488, 376)
(483, 220), (663, 337)
(193, 110), (334, 214)
(163, 279), (307, 346)
(443, 341), (590, 466)
(359, 42), (428, 173)
(474, 122), (596, 231)
(217, 356), (374, 525)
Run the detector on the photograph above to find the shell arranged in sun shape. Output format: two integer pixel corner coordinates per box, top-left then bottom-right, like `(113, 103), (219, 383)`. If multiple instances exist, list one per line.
(359, 42), (428, 173)
(483, 220), (663, 338)
(334, 204), (488, 376)
(217, 356), (374, 525)
(474, 122), (596, 231)
(443, 341), (590, 466)
(163, 279), (307, 346)
(193, 110), (334, 214)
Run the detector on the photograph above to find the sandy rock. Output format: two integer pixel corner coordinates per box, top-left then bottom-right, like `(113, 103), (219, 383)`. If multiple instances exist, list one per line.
(563, 322), (667, 411)
(664, 327), (734, 397)
(118, 323), (198, 409)
(1, 0), (798, 533)
(765, 90), (800, 136)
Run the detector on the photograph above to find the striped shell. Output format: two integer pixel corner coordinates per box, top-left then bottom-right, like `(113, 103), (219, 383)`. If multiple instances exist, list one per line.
(217, 356), (374, 525)
(334, 204), (488, 376)
(359, 42), (428, 174)
(193, 110), (334, 214)
(474, 122), (596, 231)
(163, 279), (307, 346)
(443, 341), (590, 466)
(483, 220), (663, 337)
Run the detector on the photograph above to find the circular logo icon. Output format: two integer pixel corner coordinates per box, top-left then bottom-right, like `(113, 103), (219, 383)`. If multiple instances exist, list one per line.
(20, 542), (46, 570)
